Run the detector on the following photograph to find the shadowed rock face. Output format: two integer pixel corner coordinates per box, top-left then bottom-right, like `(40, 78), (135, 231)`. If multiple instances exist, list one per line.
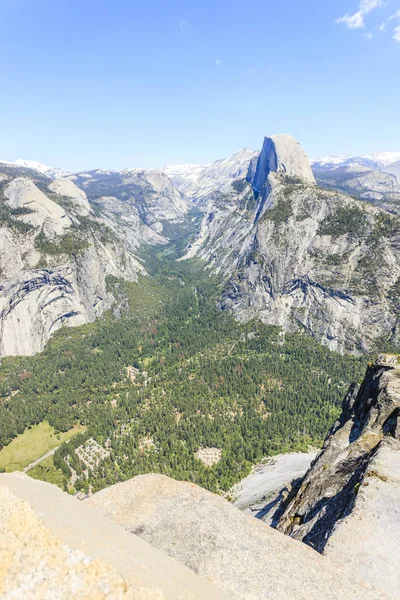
(249, 134), (316, 197)
(277, 355), (400, 597)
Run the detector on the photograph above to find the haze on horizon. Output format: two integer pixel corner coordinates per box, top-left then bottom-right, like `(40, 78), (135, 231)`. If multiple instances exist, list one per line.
(0, 0), (399, 172)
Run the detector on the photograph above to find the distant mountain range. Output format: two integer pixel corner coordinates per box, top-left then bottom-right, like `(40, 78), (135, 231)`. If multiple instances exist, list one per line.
(1, 137), (400, 355)
(0, 158), (70, 179)
(312, 151), (400, 174)
(310, 152), (400, 212)
(2, 147), (400, 190)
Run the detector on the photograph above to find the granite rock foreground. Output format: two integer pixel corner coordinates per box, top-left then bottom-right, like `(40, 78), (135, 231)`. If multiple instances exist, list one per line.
(1, 357), (399, 599)
(86, 474), (388, 600)
(1, 470), (389, 600)
(0, 472), (227, 600)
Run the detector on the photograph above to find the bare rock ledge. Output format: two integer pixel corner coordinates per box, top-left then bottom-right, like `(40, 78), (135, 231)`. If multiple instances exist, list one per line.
(0, 472), (227, 600)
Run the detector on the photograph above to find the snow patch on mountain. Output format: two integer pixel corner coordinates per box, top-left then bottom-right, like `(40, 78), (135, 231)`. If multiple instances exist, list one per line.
(356, 151), (400, 166)
(0, 159), (70, 179)
(312, 151), (400, 170)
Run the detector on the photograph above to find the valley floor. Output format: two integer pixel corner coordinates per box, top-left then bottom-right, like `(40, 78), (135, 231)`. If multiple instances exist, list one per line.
(0, 232), (367, 496)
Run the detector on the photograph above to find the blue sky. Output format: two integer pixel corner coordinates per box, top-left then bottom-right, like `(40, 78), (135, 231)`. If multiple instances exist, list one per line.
(0, 0), (399, 171)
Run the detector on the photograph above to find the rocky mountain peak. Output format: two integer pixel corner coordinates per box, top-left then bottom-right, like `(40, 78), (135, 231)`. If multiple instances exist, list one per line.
(48, 178), (91, 217)
(3, 177), (72, 237)
(249, 134), (316, 196)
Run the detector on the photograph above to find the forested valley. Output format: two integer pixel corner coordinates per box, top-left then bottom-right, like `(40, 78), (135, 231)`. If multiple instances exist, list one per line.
(0, 220), (367, 494)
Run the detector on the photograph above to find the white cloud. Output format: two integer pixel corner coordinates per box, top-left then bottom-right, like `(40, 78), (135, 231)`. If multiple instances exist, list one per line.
(179, 19), (194, 30)
(336, 0), (400, 44)
(216, 59), (222, 66)
(361, 0), (385, 12)
(336, 0), (385, 29)
(337, 11), (365, 28)
(389, 8), (400, 41)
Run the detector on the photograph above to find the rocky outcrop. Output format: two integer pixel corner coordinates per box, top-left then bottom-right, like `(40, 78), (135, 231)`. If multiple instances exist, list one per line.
(86, 473), (389, 600)
(0, 472), (225, 599)
(277, 355), (400, 598)
(48, 177), (91, 216)
(4, 178), (72, 236)
(185, 135), (400, 353)
(249, 134), (315, 196)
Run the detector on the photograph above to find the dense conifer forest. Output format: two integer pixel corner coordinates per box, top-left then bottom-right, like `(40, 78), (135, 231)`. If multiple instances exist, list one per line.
(0, 222), (367, 493)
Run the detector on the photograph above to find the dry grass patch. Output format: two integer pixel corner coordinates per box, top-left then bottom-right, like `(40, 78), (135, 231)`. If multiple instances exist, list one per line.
(195, 447), (222, 467)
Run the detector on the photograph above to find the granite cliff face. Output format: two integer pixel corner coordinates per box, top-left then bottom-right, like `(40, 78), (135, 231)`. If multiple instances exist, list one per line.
(277, 355), (400, 598)
(0, 176), (144, 357)
(2, 136), (400, 357)
(0, 165), (191, 357)
(185, 135), (400, 353)
(250, 134), (315, 196)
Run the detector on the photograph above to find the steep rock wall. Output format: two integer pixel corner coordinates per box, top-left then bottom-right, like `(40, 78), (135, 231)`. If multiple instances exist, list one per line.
(276, 355), (400, 597)
(185, 136), (400, 353)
